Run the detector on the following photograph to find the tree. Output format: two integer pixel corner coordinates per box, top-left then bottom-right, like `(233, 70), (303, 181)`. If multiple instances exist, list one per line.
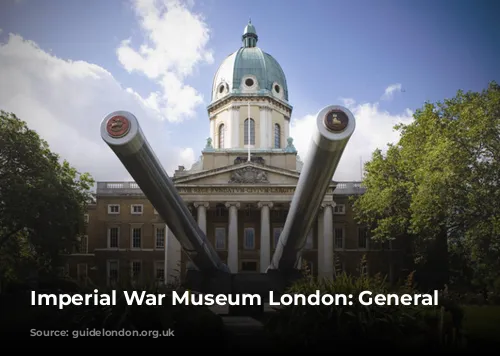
(353, 82), (500, 291)
(0, 111), (94, 284)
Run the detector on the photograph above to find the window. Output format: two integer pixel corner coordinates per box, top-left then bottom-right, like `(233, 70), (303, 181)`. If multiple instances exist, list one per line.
(155, 226), (165, 248)
(77, 263), (87, 285)
(241, 260), (258, 272)
(215, 204), (226, 217)
(334, 228), (344, 249)
(218, 124), (225, 149)
(244, 204), (253, 218)
(358, 227), (368, 249)
(215, 227), (226, 250)
(79, 235), (88, 254)
(244, 228), (255, 250)
(108, 260), (119, 286)
(108, 227), (119, 248)
(274, 123), (281, 148)
(273, 227), (283, 248)
(244, 118), (255, 145)
(131, 227), (142, 249)
(131, 204), (143, 215)
(131, 261), (141, 281)
(304, 230), (313, 249)
(108, 204), (120, 214)
(155, 261), (165, 282)
(83, 214), (89, 224)
(334, 204), (345, 215)
(271, 209), (285, 220)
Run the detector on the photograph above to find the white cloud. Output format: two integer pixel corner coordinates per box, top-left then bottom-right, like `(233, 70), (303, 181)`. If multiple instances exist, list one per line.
(290, 96), (413, 181)
(117, 0), (214, 123)
(0, 34), (195, 182)
(381, 83), (402, 101)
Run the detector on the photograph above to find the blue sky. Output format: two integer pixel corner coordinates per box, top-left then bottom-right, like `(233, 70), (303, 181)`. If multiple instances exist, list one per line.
(0, 0), (498, 181)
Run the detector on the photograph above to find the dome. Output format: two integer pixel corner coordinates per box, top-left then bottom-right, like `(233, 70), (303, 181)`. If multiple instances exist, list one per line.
(211, 21), (289, 103)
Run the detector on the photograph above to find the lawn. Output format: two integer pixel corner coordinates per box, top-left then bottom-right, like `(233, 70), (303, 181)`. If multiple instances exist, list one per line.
(462, 305), (500, 350)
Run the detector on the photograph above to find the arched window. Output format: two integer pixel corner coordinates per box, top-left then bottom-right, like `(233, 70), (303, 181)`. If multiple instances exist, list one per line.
(274, 123), (281, 148)
(218, 124), (225, 149)
(244, 118), (255, 145)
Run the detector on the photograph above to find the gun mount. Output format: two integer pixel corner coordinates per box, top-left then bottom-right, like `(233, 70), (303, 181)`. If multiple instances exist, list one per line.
(100, 105), (355, 314)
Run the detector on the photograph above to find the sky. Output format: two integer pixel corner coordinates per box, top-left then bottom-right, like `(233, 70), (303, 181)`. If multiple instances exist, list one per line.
(0, 0), (499, 182)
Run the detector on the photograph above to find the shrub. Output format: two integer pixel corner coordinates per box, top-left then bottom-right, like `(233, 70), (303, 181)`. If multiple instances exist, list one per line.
(265, 272), (463, 352)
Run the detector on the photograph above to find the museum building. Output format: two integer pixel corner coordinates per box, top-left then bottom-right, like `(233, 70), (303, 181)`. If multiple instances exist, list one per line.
(66, 21), (404, 287)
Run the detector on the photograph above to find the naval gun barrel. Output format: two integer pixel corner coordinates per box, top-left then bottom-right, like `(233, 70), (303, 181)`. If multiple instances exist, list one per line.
(268, 105), (356, 273)
(100, 111), (229, 274)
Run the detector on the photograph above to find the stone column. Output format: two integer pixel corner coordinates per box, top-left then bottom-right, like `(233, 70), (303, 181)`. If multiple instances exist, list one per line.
(317, 206), (325, 277)
(225, 202), (240, 272)
(297, 256), (303, 269)
(209, 117), (215, 143)
(284, 117), (290, 144)
(164, 227), (169, 285)
(322, 202), (334, 279)
(165, 227), (183, 283)
(193, 202), (209, 235)
(258, 202), (273, 272)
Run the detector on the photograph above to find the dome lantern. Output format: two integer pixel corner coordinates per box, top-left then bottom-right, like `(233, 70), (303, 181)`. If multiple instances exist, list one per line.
(242, 19), (258, 48)
(210, 20), (290, 104)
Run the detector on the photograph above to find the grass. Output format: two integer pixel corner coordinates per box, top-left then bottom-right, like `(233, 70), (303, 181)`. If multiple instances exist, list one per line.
(253, 303), (500, 351)
(462, 305), (500, 349)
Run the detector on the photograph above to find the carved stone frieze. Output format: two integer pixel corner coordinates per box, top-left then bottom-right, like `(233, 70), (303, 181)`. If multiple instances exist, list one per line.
(228, 166), (269, 184)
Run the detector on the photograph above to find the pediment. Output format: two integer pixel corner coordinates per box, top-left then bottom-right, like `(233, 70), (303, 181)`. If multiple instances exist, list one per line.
(173, 162), (300, 185)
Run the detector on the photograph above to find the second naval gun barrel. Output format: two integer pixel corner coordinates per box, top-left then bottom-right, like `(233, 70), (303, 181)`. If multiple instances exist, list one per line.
(268, 105), (356, 273)
(100, 111), (228, 274)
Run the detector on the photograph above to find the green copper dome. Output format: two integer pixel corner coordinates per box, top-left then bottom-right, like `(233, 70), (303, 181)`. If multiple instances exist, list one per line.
(211, 20), (289, 103)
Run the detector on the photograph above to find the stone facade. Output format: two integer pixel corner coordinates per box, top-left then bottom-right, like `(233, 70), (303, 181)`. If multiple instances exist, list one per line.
(64, 22), (406, 287)
(66, 179), (405, 288)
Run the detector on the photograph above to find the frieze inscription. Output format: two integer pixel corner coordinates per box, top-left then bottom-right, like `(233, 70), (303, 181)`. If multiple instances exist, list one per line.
(176, 187), (335, 194)
(178, 187), (295, 194)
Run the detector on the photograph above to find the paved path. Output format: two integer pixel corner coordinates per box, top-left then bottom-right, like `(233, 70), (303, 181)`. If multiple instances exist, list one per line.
(208, 304), (279, 350)
(221, 316), (270, 350)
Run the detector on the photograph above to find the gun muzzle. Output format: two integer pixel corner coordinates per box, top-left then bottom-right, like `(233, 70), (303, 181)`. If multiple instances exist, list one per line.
(100, 111), (229, 274)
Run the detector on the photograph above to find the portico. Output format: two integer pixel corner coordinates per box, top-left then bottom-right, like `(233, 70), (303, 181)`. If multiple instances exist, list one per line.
(164, 161), (336, 278)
